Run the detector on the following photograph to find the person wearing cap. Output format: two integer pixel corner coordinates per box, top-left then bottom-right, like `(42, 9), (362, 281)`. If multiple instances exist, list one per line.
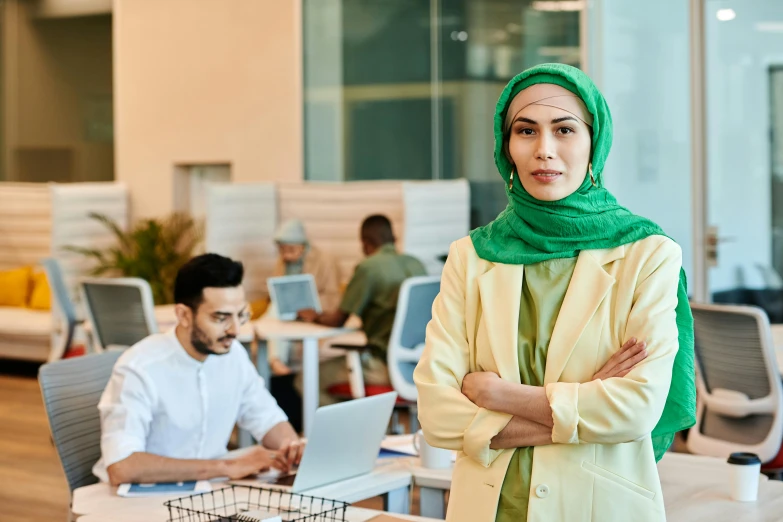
(267, 219), (340, 375)
(413, 64), (696, 521)
(273, 219), (341, 310)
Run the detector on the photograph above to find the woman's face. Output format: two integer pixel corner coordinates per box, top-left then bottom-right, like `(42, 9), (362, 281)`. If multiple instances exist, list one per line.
(506, 102), (592, 202)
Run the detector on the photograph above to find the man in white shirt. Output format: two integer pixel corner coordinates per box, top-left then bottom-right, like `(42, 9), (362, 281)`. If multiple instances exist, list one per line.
(93, 254), (303, 485)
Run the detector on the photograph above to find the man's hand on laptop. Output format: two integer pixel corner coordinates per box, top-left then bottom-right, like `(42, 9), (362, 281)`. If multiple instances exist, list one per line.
(223, 446), (281, 479)
(296, 309), (318, 323)
(275, 439), (306, 473)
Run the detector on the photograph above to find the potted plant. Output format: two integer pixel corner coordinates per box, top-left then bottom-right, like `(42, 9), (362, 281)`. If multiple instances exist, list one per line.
(65, 212), (203, 304)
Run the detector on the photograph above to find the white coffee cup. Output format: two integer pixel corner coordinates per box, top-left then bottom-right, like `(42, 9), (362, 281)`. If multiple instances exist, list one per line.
(413, 429), (452, 469)
(727, 452), (761, 502)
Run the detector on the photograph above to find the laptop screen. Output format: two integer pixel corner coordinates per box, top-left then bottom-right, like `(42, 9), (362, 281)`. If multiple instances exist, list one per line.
(271, 278), (320, 317)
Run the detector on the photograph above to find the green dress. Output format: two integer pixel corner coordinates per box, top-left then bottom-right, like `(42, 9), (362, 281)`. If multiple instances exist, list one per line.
(495, 257), (577, 522)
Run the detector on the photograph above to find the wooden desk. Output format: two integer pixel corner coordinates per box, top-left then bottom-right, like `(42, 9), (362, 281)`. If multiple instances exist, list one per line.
(77, 506), (438, 522)
(73, 462), (412, 521)
(407, 452), (783, 521)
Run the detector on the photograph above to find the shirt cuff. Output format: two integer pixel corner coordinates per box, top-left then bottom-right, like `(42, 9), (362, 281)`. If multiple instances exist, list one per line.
(546, 382), (580, 444)
(101, 434), (146, 468)
(250, 410), (289, 443)
(462, 407), (512, 467)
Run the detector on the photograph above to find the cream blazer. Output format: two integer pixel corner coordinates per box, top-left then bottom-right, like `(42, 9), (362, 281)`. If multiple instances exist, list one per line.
(414, 235), (682, 522)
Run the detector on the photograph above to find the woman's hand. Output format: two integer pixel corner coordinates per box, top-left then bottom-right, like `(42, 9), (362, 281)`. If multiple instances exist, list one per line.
(461, 371), (504, 409)
(462, 372), (552, 426)
(592, 338), (648, 381)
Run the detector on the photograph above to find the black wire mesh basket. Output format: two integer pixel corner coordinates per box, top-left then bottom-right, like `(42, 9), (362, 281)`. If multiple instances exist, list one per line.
(165, 485), (348, 522)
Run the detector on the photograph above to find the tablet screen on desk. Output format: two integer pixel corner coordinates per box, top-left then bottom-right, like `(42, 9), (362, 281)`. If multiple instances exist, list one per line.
(117, 480), (211, 497)
(129, 481), (197, 493)
(267, 275), (321, 319)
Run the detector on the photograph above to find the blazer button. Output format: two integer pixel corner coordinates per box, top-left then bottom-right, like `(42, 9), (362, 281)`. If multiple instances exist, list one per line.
(535, 484), (550, 498)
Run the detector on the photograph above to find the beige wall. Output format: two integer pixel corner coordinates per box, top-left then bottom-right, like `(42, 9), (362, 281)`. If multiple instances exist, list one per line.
(114, 0), (304, 219)
(1, 1), (113, 183)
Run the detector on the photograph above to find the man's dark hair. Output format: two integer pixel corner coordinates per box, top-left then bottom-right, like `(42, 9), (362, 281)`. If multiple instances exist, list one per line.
(361, 214), (395, 247)
(174, 253), (244, 310)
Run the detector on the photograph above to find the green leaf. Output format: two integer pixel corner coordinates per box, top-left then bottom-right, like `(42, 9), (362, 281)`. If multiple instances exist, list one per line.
(63, 212), (204, 304)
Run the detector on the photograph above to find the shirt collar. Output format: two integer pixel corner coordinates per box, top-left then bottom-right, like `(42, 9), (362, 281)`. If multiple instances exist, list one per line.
(376, 243), (397, 256)
(166, 328), (208, 369)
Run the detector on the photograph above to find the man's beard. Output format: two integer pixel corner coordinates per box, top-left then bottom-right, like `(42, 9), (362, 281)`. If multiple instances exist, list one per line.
(190, 324), (236, 356)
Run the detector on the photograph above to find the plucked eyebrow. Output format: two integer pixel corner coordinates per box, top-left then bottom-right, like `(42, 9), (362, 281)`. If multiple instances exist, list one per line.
(551, 116), (578, 124)
(513, 116), (579, 125)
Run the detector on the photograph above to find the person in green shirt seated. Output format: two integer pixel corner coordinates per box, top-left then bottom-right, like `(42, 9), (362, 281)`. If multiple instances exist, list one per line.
(296, 214), (427, 404)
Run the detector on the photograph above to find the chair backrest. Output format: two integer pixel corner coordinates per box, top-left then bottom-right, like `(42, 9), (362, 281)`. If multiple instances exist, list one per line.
(687, 302), (783, 462)
(42, 257), (81, 361)
(81, 278), (158, 351)
(38, 350), (123, 493)
(387, 275), (441, 402)
(42, 257), (78, 325)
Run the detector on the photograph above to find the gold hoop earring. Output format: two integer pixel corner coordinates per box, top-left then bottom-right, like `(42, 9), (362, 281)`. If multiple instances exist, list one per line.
(589, 163), (597, 187)
(509, 167), (516, 191)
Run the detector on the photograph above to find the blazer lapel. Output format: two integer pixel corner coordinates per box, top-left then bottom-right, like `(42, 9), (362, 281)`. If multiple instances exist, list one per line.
(543, 246), (625, 385)
(477, 263), (523, 384)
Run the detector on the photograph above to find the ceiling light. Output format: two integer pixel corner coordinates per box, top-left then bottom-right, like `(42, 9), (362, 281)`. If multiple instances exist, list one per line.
(716, 8), (736, 22)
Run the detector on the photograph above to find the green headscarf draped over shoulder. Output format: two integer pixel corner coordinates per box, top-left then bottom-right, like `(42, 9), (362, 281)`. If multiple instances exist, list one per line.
(470, 63), (696, 460)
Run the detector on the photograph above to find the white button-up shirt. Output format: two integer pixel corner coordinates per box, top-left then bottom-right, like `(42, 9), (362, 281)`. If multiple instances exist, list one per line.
(92, 330), (287, 482)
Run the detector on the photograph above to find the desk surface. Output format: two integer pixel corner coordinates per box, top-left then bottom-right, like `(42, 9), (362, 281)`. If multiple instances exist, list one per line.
(229, 461), (412, 505)
(76, 507), (437, 522)
(254, 317), (355, 341)
(73, 461), (412, 521)
(658, 452), (783, 521)
(409, 452), (783, 521)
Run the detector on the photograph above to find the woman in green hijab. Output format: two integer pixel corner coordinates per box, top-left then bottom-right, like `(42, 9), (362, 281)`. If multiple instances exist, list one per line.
(413, 63), (696, 522)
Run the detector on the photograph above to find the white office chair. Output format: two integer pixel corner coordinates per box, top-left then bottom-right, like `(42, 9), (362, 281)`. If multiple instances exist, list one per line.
(330, 275), (441, 432)
(42, 257), (89, 361)
(386, 275), (441, 402)
(39, 350), (123, 519)
(81, 277), (159, 351)
(687, 302), (783, 469)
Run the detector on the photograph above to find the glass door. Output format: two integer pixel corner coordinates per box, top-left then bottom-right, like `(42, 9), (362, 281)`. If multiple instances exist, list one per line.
(702, 0), (783, 303)
(302, 0), (583, 226)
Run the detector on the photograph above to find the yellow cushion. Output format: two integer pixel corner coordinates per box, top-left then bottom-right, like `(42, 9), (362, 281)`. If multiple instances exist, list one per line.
(0, 266), (33, 307)
(29, 271), (51, 310)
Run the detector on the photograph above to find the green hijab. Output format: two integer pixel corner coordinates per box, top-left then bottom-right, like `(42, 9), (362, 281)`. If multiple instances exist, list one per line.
(470, 63), (696, 461)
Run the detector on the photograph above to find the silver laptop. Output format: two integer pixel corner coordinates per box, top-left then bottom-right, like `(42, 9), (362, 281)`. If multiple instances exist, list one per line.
(273, 392), (398, 493)
(267, 274), (322, 320)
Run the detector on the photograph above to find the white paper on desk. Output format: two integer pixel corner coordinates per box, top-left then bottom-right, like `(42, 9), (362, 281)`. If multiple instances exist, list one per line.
(381, 434), (458, 462)
(381, 434), (418, 456)
(116, 480), (211, 497)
